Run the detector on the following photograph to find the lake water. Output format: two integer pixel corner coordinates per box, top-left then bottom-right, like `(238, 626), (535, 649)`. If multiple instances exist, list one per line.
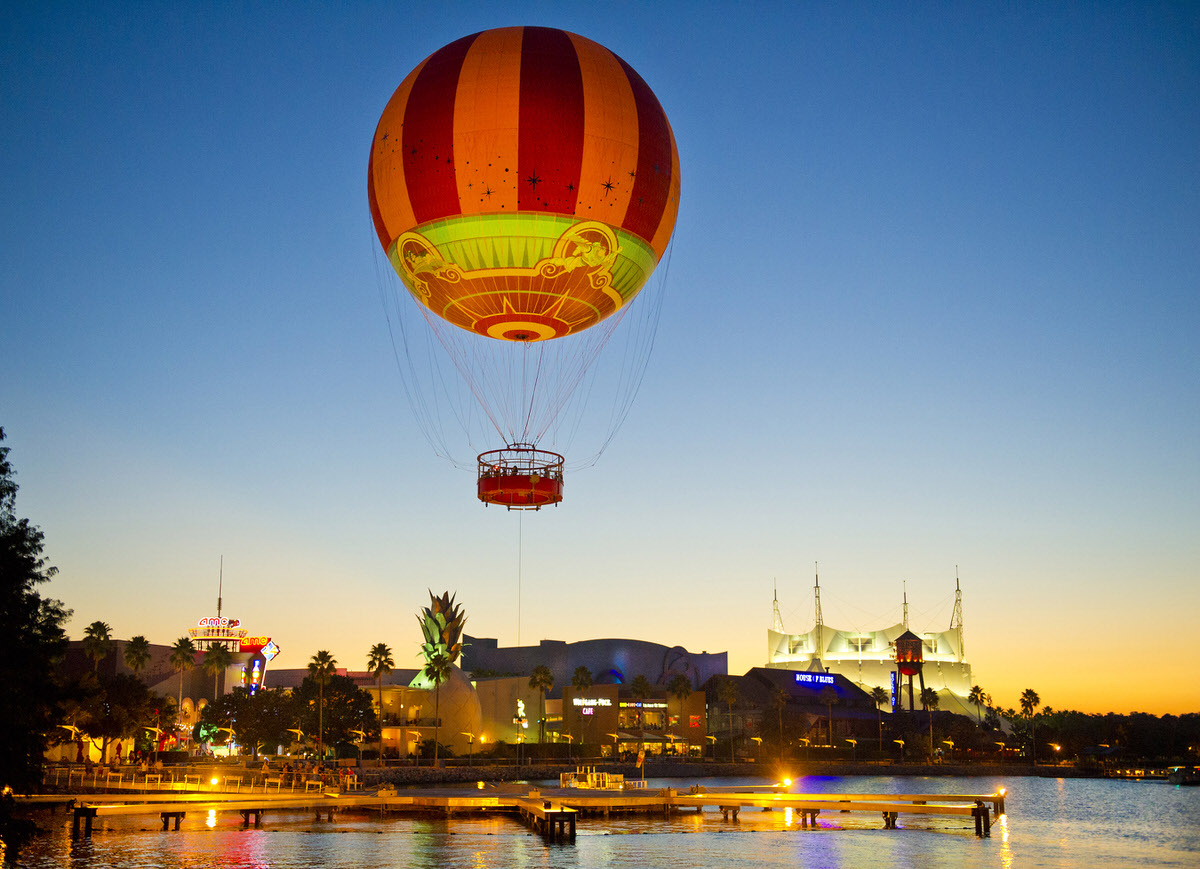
(15, 775), (1200, 868)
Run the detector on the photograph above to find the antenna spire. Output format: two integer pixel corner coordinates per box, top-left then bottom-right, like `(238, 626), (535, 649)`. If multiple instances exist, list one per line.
(217, 555), (223, 619)
(902, 580), (908, 629)
(951, 566), (964, 661)
(772, 578), (785, 633)
(813, 562), (824, 664)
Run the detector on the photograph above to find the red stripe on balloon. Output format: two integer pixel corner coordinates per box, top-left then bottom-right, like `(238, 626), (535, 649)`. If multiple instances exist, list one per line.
(616, 57), (673, 243)
(403, 33), (477, 224)
(518, 27), (584, 214)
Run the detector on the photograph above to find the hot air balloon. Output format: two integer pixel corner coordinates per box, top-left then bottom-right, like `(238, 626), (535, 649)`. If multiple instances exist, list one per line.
(369, 26), (680, 508)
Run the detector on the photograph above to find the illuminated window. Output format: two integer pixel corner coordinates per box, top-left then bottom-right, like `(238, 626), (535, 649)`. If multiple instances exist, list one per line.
(689, 715), (701, 728)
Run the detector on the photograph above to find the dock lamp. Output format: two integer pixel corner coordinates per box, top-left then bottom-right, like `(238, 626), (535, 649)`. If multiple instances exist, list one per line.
(894, 738), (905, 764)
(845, 738), (858, 764)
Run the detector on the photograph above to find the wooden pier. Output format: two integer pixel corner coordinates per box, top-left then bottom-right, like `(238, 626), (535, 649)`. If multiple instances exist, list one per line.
(27, 782), (1007, 841)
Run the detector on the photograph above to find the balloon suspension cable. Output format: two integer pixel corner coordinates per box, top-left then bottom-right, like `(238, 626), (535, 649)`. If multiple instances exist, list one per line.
(517, 512), (523, 648)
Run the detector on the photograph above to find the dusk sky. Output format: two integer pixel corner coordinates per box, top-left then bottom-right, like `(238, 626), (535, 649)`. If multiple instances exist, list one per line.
(2, 3), (1197, 715)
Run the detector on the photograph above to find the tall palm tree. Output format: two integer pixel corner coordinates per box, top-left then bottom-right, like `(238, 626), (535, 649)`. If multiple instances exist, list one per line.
(124, 635), (151, 679)
(308, 650), (338, 759)
(203, 643), (233, 701)
(668, 674), (693, 756)
(570, 666), (593, 744)
(170, 637), (197, 715)
(629, 675), (652, 757)
(422, 651), (452, 764)
(920, 687), (939, 760)
(1020, 688), (1041, 765)
(968, 685), (986, 725)
(529, 665), (554, 744)
(818, 686), (839, 746)
(718, 678), (738, 762)
(367, 643), (394, 764)
(870, 686), (890, 756)
(83, 620), (112, 673)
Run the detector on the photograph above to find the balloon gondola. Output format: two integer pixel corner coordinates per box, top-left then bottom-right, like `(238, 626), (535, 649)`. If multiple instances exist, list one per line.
(477, 444), (564, 510)
(369, 26), (679, 505)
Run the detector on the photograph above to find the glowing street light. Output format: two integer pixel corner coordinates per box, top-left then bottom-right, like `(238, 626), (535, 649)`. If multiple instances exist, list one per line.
(460, 732), (476, 766)
(845, 738), (858, 763)
(942, 739), (954, 763)
(894, 738), (905, 763)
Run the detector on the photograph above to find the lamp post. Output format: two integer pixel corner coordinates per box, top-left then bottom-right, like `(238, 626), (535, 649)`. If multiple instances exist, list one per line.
(750, 736), (763, 763)
(845, 738), (858, 764)
(995, 741), (1006, 767)
(561, 732), (575, 763)
(144, 726), (163, 765)
(942, 739), (954, 764)
(894, 738), (905, 764)
(799, 737), (811, 763)
(460, 732), (475, 767)
(351, 729), (367, 766)
(704, 734), (716, 761)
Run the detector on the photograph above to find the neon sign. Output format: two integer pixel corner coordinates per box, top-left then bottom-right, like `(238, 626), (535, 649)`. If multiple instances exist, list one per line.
(197, 616), (240, 628)
(238, 636), (272, 653)
(795, 673), (835, 685)
(620, 701), (667, 709)
(572, 697), (612, 706)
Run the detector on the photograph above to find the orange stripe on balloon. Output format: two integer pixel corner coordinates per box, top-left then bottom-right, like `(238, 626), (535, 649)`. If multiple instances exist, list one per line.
(455, 26), (522, 215)
(648, 122), (681, 259)
(369, 55), (429, 245)
(570, 32), (637, 227)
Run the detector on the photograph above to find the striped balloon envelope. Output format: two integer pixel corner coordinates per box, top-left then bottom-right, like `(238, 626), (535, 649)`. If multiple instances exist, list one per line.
(369, 26), (680, 343)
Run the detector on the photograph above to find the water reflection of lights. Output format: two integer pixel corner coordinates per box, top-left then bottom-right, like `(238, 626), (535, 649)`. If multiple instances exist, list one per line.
(206, 809), (217, 829)
(783, 807), (794, 826)
(997, 813), (1012, 869)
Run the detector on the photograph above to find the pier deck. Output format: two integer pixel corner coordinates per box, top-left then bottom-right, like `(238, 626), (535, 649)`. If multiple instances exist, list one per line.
(26, 784), (1005, 840)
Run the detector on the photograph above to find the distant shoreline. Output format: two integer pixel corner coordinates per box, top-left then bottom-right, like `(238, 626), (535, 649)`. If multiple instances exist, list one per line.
(368, 760), (1098, 786)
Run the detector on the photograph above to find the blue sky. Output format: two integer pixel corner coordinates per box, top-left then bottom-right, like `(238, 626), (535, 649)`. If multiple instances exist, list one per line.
(2, 2), (1197, 714)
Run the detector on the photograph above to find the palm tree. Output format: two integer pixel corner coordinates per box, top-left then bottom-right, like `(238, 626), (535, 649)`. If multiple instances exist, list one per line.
(203, 643), (233, 701)
(83, 620), (113, 673)
(422, 650), (452, 764)
(968, 685), (986, 725)
(1020, 688), (1041, 765)
(629, 675), (652, 756)
(668, 674), (693, 756)
(308, 650), (337, 758)
(124, 635), (151, 679)
(571, 666), (593, 744)
(170, 637), (197, 715)
(767, 686), (788, 762)
(529, 665), (554, 745)
(870, 686), (890, 756)
(818, 686), (839, 746)
(920, 687), (939, 760)
(718, 678), (738, 762)
(367, 643), (394, 764)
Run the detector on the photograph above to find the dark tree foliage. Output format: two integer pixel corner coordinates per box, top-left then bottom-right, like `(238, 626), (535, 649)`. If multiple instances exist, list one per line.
(294, 674), (379, 749)
(0, 428), (70, 855)
(75, 673), (159, 761)
(200, 688), (298, 758)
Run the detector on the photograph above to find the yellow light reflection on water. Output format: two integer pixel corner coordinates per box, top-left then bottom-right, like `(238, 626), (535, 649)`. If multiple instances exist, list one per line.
(783, 807), (794, 826)
(997, 812), (1012, 869)
(206, 809), (217, 829)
